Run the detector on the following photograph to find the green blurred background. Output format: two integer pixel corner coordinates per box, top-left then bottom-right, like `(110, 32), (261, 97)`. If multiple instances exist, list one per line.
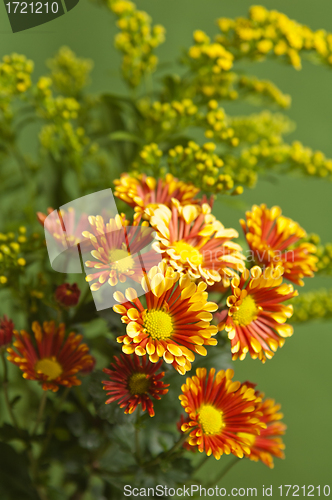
(1, 0), (332, 497)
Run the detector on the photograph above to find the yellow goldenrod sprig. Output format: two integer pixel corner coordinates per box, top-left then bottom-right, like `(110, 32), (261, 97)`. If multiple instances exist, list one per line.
(185, 30), (236, 99)
(47, 46), (93, 97)
(217, 6), (332, 70)
(223, 138), (332, 188)
(168, 141), (241, 195)
(137, 98), (199, 142)
(0, 53), (34, 98)
(228, 111), (294, 144)
(315, 242), (332, 275)
(0, 227), (38, 287)
(107, 0), (165, 87)
(238, 75), (291, 108)
(290, 289), (332, 323)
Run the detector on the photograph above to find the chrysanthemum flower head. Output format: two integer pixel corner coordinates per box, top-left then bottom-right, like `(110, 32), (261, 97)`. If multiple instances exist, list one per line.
(37, 207), (89, 250)
(240, 204), (318, 285)
(113, 262), (219, 374)
(0, 315), (15, 348)
(179, 367), (265, 459)
(83, 213), (160, 291)
(238, 389), (286, 468)
(55, 283), (81, 307)
(218, 266), (297, 363)
(114, 173), (202, 216)
(102, 354), (169, 417)
(7, 321), (95, 391)
(149, 200), (245, 287)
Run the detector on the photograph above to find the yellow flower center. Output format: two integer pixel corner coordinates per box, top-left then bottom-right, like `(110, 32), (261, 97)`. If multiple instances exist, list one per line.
(35, 358), (63, 381)
(144, 310), (173, 340)
(128, 372), (151, 395)
(199, 405), (224, 435)
(109, 248), (134, 273)
(173, 241), (203, 266)
(232, 294), (258, 326)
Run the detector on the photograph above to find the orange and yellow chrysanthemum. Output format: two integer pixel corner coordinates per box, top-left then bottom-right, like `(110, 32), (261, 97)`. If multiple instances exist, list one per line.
(113, 262), (219, 375)
(114, 173), (202, 215)
(102, 354), (169, 417)
(83, 214), (159, 291)
(240, 392), (286, 469)
(218, 266), (297, 363)
(240, 204), (318, 286)
(7, 321), (95, 391)
(37, 207), (89, 251)
(179, 367), (265, 459)
(150, 200), (245, 287)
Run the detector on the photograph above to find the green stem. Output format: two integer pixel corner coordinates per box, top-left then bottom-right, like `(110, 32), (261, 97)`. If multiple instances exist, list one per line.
(142, 432), (188, 468)
(39, 387), (70, 459)
(69, 285), (92, 326)
(135, 406), (141, 464)
(206, 456), (240, 488)
(164, 432), (188, 458)
(32, 391), (48, 436)
(1, 350), (20, 429)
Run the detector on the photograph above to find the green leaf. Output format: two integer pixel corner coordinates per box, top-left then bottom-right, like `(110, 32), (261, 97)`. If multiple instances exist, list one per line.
(0, 443), (40, 500)
(0, 423), (31, 443)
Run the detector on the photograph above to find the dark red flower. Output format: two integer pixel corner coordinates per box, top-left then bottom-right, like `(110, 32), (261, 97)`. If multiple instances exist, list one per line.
(7, 321), (95, 392)
(55, 283), (81, 307)
(0, 315), (14, 347)
(102, 354), (169, 417)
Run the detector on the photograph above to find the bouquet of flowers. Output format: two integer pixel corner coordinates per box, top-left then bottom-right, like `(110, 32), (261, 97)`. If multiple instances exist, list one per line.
(1, 3), (332, 499)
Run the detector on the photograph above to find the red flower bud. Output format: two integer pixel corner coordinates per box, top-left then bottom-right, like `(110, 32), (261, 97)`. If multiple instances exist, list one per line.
(55, 283), (81, 307)
(0, 315), (15, 347)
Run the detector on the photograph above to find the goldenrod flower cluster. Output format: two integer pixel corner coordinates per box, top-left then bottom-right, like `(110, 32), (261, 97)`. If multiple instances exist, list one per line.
(39, 122), (96, 168)
(185, 30), (235, 98)
(0, 54), (34, 136)
(132, 143), (163, 176)
(107, 0), (165, 87)
(168, 141), (240, 194)
(224, 138), (332, 188)
(47, 46), (93, 97)
(238, 76), (291, 109)
(38, 95), (80, 122)
(315, 242), (332, 275)
(0, 227), (31, 286)
(228, 111), (293, 145)
(217, 6), (332, 70)
(202, 100), (239, 146)
(132, 141), (240, 194)
(36, 94), (97, 167)
(138, 98), (198, 142)
(0, 54), (33, 99)
(291, 289), (332, 323)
